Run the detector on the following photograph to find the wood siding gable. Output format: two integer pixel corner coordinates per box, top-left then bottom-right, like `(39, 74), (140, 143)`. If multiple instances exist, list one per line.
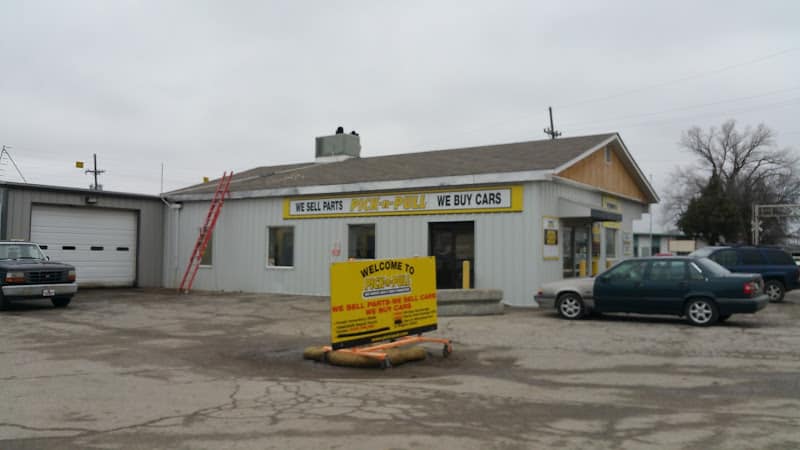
(556, 146), (648, 202)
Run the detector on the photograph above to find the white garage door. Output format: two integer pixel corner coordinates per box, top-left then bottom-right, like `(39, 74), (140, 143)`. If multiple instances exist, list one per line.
(30, 205), (137, 287)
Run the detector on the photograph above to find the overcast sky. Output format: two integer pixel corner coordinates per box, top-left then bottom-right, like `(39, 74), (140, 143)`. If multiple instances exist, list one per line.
(1, 1), (798, 224)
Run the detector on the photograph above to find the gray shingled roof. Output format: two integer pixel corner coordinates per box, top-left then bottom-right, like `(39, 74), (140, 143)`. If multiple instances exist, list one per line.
(168, 133), (617, 196)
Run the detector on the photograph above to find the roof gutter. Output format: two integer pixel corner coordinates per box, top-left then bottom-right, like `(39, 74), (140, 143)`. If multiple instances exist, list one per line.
(165, 169), (551, 202)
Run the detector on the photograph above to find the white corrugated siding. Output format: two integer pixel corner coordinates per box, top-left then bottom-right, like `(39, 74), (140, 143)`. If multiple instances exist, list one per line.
(162, 181), (648, 306)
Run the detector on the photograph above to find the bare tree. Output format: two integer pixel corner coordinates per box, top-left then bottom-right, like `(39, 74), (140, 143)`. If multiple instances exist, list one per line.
(663, 120), (800, 244)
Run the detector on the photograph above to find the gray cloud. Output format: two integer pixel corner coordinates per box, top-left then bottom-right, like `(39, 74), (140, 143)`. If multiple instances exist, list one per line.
(0, 0), (798, 197)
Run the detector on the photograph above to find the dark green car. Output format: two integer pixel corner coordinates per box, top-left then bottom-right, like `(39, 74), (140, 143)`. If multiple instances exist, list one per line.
(537, 257), (769, 326)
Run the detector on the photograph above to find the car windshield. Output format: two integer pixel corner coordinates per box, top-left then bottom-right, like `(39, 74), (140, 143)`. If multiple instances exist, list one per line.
(694, 257), (730, 277)
(0, 243), (47, 261)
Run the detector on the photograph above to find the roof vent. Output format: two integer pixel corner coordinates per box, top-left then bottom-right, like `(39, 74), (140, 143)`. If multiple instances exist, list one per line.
(315, 130), (361, 163)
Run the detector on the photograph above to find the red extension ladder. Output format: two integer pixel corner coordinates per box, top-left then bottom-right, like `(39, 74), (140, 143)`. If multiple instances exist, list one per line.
(178, 171), (234, 293)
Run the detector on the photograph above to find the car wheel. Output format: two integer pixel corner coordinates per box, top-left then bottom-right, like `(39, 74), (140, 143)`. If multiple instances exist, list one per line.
(685, 298), (718, 327)
(556, 293), (586, 320)
(51, 296), (71, 308)
(718, 314), (732, 322)
(764, 280), (785, 303)
(0, 294), (9, 311)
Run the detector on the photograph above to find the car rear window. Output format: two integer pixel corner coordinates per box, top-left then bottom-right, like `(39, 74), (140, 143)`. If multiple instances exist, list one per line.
(763, 249), (795, 265)
(710, 249), (738, 267)
(740, 249), (765, 265)
(695, 257), (731, 277)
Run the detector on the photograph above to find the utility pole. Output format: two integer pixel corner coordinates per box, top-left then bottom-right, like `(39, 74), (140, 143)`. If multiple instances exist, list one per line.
(86, 153), (105, 190)
(543, 106), (562, 140)
(648, 174), (654, 256)
(0, 145), (28, 183)
(752, 204), (760, 245)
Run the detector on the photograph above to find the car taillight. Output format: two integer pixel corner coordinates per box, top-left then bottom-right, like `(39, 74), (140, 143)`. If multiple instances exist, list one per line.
(743, 282), (754, 296)
(4, 271), (25, 284)
(67, 270), (76, 282)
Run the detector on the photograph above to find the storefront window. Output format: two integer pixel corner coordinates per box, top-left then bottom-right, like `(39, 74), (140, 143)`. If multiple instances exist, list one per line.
(267, 226), (294, 267)
(348, 224), (375, 259)
(605, 227), (617, 258)
(200, 230), (213, 266)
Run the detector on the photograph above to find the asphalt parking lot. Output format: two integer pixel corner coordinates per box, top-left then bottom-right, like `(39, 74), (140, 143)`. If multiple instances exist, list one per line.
(1, 289), (799, 449)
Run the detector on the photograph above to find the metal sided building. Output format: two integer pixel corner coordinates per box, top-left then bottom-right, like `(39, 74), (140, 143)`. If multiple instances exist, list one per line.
(0, 181), (164, 288)
(162, 132), (658, 306)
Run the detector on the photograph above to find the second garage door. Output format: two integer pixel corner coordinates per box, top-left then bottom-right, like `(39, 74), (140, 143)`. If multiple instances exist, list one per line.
(30, 205), (138, 287)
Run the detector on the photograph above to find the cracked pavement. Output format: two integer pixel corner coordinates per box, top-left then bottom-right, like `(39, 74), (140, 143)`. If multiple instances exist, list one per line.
(1, 288), (799, 449)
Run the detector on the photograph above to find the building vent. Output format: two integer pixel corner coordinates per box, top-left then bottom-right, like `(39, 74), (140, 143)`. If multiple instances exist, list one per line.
(315, 133), (361, 162)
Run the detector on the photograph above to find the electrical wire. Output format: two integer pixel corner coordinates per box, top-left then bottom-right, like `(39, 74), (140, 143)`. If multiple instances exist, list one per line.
(558, 47), (800, 109)
(560, 85), (800, 129)
(452, 47), (799, 140)
(566, 97), (800, 134)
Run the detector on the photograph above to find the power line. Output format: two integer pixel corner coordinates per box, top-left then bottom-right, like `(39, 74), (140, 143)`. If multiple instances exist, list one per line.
(558, 47), (800, 109)
(560, 85), (800, 130)
(449, 47), (799, 142)
(0, 145), (28, 183)
(567, 97), (800, 134)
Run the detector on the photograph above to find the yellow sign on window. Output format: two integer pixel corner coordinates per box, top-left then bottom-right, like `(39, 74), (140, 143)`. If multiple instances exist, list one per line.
(330, 256), (438, 350)
(602, 195), (620, 212)
(75, 161), (84, 169)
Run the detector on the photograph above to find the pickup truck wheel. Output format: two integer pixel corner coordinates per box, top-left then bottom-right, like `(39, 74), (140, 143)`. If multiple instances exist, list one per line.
(764, 280), (785, 303)
(51, 296), (71, 308)
(685, 298), (718, 327)
(557, 293), (586, 320)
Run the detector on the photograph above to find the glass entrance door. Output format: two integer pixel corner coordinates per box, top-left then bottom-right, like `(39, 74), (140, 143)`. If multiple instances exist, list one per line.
(562, 224), (590, 278)
(562, 226), (573, 278)
(429, 221), (474, 289)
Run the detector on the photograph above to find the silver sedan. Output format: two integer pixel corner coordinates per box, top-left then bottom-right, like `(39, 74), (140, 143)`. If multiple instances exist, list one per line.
(534, 277), (595, 319)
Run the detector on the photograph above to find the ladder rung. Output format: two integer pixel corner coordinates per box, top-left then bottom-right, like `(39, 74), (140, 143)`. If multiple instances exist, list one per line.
(178, 171), (234, 293)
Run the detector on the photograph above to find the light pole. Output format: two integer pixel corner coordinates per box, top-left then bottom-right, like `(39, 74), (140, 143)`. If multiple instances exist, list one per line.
(648, 174), (654, 256)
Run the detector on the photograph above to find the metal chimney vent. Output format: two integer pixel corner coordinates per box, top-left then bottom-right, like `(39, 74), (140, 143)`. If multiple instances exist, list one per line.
(315, 133), (361, 162)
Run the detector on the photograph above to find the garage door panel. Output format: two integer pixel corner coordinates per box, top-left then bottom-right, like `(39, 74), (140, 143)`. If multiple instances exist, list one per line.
(32, 230), (137, 245)
(30, 205), (137, 287)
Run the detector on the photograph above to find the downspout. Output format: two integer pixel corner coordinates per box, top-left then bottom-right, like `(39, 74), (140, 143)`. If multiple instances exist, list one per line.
(161, 196), (182, 287)
(0, 187), (7, 240)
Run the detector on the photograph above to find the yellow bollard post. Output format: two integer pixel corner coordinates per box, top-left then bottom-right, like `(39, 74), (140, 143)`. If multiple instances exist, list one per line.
(578, 260), (586, 277)
(462, 260), (471, 289)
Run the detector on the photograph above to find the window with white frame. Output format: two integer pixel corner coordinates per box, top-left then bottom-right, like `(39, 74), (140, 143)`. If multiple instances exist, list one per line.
(267, 226), (294, 267)
(348, 224), (375, 259)
(605, 227), (617, 258)
(200, 229), (213, 266)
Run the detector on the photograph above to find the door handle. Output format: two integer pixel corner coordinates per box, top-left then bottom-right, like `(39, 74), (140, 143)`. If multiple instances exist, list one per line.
(634, 282), (642, 288)
(678, 281), (688, 288)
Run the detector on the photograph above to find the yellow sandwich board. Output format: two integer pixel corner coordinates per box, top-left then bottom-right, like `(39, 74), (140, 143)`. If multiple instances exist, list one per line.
(330, 256), (437, 350)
